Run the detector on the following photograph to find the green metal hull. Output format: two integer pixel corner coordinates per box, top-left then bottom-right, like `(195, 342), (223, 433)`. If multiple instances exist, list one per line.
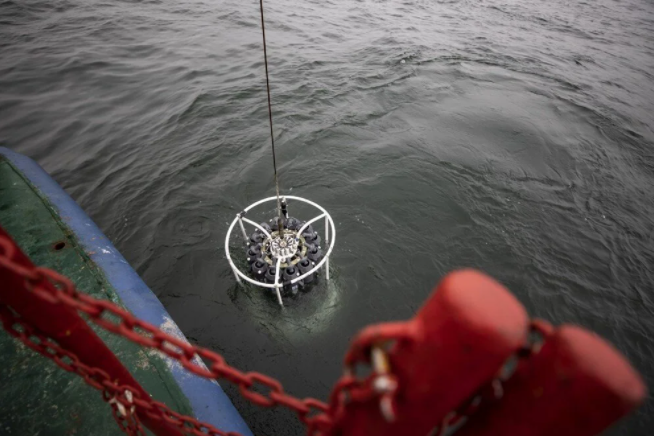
(0, 149), (251, 435)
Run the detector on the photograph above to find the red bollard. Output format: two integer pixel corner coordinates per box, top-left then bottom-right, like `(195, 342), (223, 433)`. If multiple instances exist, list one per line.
(330, 269), (530, 436)
(329, 270), (645, 436)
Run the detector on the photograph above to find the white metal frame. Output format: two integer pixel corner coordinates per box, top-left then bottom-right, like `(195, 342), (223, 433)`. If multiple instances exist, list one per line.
(225, 195), (336, 306)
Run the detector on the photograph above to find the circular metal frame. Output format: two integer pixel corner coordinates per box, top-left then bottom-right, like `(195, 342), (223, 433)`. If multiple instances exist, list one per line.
(225, 195), (336, 306)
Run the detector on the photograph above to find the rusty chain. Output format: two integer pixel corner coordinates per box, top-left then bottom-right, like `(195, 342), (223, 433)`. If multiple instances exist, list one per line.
(0, 235), (331, 436)
(0, 233), (551, 436)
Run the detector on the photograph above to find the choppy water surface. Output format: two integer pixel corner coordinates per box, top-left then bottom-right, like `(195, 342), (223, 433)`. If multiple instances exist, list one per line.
(2, 0), (654, 434)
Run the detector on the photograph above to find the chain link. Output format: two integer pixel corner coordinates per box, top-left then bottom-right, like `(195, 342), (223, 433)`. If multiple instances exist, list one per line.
(0, 233), (558, 436)
(0, 235), (332, 436)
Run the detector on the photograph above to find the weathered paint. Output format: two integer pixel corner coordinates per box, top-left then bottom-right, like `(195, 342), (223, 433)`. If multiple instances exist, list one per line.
(0, 147), (252, 436)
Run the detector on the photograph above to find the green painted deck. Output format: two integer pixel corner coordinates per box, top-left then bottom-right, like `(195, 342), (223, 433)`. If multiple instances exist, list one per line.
(0, 156), (194, 436)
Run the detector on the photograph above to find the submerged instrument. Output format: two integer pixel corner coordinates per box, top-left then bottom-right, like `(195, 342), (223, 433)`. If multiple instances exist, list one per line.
(224, 0), (335, 306)
(225, 196), (335, 306)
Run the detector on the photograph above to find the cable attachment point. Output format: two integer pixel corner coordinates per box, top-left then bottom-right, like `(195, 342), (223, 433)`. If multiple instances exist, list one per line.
(281, 197), (288, 219)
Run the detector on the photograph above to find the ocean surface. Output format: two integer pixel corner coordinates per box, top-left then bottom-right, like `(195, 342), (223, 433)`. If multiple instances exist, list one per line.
(1, 0), (653, 434)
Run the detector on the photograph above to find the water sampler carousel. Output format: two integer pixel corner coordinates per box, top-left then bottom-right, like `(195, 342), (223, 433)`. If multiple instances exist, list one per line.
(225, 196), (335, 306)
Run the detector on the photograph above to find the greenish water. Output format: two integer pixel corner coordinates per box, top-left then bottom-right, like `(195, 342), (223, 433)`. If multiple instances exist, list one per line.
(1, 0), (653, 434)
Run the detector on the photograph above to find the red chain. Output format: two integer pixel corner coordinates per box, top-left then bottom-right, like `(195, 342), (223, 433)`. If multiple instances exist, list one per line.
(0, 233), (560, 436)
(0, 235), (332, 436)
(0, 303), (241, 436)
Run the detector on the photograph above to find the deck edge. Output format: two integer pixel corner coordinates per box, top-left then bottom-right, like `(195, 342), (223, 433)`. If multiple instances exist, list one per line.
(0, 147), (252, 436)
